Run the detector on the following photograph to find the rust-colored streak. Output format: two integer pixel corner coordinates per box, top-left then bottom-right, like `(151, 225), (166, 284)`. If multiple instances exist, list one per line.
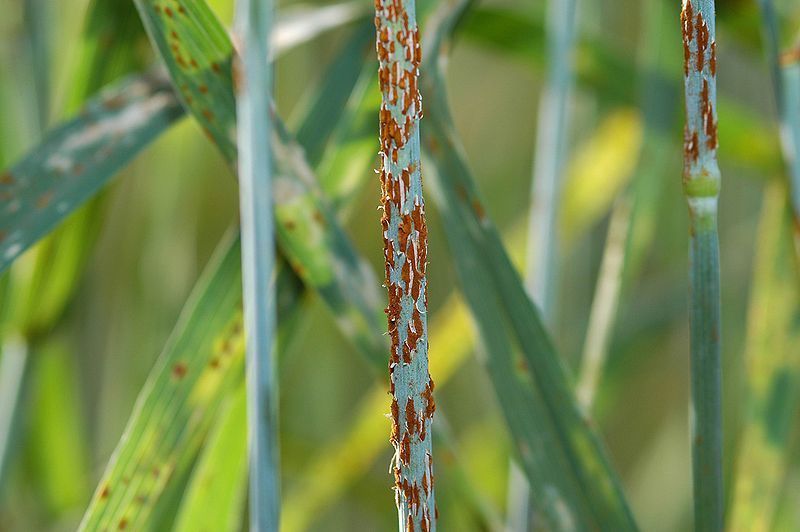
(118, 519), (128, 530)
(100, 485), (110, 500)
(400, 433), (411, 465)
(701, 79), (717, 150)
(164, 6), (174, 18)
(405, 397), (418, 435)
(696, 13), (709, 73)
(680, 1), (694, 77)
(422, 379), (435, 419)
(710, 42), (717, 76)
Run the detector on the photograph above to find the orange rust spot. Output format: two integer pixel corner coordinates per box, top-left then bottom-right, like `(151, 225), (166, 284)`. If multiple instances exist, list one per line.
(472, 199), (485, 219)
(706, 113), (717, 150)
(118, 519), (128, 530)
(0, 172), (14, 185)
(696, 13), (709, 73)
(172, 362), (188, 379)
(212, 62), (221, 73)
(202, 109), (215, 122)
(190, 59), (198, 69)
(209, 358), (220, 369)
(405, 397), (418, 435)
(422, 379), (435, 419)
(100, 485), (110, 499)
(198, 84), (209, 94)
(680, 1), (694, 76)
(171, 30), (179, 41)
(400, 432), (411, 465)
(390, 397), (400, 442)
(164, 6), (174, 17)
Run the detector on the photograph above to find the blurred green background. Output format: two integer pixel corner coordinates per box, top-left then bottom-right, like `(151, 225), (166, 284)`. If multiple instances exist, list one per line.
(0, 0), (799, 530)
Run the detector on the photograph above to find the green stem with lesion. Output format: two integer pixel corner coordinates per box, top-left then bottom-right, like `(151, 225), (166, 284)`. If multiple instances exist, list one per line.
(681, 0), (723, 529)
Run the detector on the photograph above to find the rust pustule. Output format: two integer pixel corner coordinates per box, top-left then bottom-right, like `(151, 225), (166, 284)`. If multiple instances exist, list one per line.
(171, 362), (188, 380)
(696, 14), (709, 72)
(400, 432), (411, 464)
(680, 1), (694, 76)
(0, 172), (15, 185)
(405, 397), (418, 434)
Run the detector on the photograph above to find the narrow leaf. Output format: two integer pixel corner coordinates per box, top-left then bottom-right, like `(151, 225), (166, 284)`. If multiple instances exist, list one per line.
(0, 73), (183, 273)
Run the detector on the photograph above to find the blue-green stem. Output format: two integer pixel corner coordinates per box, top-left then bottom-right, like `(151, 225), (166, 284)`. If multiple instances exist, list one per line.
(375, 0), (435, 529)
(681, 0), (723, 529)
(234, 0), (280, 529)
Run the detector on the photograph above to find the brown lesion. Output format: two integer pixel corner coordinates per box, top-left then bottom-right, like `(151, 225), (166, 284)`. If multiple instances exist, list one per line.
(700, 79), (717, 150)
(0, 172), (15, 185)
(171, 362), (188, 380)
(695, 13), (709, 73)
(680, 1), (694, 77)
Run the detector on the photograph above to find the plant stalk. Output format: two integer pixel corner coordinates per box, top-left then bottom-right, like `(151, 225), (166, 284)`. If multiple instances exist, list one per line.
(234, 0), (280, 529)
(510, 0), (577, 527)
(681, 1), (723, 529)
(374, 0), (436, 528)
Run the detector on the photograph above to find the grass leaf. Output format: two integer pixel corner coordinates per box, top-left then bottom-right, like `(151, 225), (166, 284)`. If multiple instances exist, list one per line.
(78, 233), (245, 531)
(0, 73), (183, 274)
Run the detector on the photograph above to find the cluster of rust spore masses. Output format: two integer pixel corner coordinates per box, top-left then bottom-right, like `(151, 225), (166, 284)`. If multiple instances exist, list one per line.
(375, 0), (436, 528)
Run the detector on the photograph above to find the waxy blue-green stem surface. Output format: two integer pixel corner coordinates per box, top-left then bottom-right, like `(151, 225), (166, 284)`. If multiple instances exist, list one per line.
(234, 0), (280, 529)
(375, 0), (435, 528)
(681, 0), (723, 529)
